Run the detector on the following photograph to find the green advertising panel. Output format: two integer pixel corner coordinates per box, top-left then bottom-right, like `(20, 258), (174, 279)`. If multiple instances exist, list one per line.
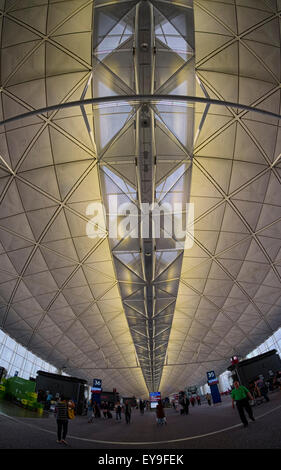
(4, 377), (42, 411)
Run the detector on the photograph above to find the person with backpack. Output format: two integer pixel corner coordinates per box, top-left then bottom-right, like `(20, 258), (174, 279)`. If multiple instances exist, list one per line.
(156, 401), (166, 426)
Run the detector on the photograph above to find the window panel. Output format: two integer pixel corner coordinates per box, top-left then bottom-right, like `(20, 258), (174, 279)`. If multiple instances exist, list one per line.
(5, 337), (16, 349)
(9, 366), (20, 377)
(2, 346), (13, 363)
(13, 354), (24, 369)
(16, 344), (27, 357)
(0, 329), (57, 380)
(23, 361), (33, 374)
(21, 370), (29, 380)
(0, 329), (6, 344)
(0, 360), (9, 370)
(27, 351), (36, 362)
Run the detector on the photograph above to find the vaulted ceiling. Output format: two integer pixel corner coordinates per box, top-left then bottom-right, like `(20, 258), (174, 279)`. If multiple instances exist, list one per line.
(0, 0), (280, 398)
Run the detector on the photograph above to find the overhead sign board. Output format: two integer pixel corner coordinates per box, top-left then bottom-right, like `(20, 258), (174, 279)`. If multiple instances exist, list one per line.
(207, 371), (221, 404)
(207, 370), (219, 385)
(92, 378), (102, 393)
(150, 392), (161, 408)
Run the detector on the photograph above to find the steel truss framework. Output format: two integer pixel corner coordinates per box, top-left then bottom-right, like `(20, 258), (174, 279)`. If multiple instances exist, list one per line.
(0, 0), (280, 397)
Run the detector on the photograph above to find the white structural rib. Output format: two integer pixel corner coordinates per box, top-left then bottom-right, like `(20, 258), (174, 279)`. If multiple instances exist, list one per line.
(0, 1), (280, 399)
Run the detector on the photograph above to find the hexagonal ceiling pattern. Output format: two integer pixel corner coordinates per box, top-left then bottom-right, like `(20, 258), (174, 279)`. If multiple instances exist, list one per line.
(0, 0), (281, 398)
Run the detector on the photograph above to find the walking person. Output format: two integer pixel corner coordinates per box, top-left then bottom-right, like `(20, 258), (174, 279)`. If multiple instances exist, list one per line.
(115, 402), (122, 421)
(256, 378), (270, 403)
(82, 397), (87, 416)
(196, 395), (201, 406)
(107, 405), (113, 419)
(276, 371), (281, 390)
(156, 400), (166, 425)
(93, 401), (101, 418)
(231, 380), (255, 427)
(37, 389), (45, 404)
(101, 401), (108, 419)
(124, 400), (131, 424)
(182, 396), (190, 415)
(206, 393), (212, 406)
(139, 400), (145, 415)
(87, 398), (94, 423)
(55, 395), (69, 445)
(46, 390), (53, 411)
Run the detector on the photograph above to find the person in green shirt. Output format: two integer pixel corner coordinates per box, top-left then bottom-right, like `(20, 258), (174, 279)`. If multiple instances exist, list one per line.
(231, 380), (255, 427)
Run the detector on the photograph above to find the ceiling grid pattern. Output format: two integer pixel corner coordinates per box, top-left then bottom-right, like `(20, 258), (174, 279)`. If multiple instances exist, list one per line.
(91, 0), (195, 392)
(161, 0), (281, 395)
(0, 0), (280, 398)
(0, 0), (147, 397)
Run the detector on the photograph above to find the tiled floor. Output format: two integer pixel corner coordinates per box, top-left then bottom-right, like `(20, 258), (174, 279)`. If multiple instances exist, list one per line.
(0, 392), (281, 449)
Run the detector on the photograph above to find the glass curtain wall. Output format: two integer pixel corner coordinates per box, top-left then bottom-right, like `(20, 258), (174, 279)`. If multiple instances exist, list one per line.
(201, 327), (281, 394)
(0, 329), (57, 380)
(2, 325), (281, 390)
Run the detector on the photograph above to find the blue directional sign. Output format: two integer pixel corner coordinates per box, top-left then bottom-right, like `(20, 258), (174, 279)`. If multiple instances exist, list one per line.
(92, 378), (102, 391)
(207, 370), (218, 385)
(206, 371), (221, 404)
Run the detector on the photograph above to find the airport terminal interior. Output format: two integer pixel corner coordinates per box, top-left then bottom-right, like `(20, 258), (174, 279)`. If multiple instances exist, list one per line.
(0, 0), (281, 451)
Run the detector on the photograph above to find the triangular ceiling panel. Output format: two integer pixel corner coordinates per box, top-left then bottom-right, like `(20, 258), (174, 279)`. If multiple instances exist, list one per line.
(1, 40), (41, 84)
(236, 5), (273, 34)
(0, 0), (281, 400)
(195, 32), (232, 64)
(153, 1), (195, 49)
(5, 123), (43, 169)
(9, 5), (48, 34)
(47, 0), (93, 33)
(243, 18), (280, 47)
(196, 1), (237, 33)
(243, 39), (280, 80)
(52, 32), (92, 65)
